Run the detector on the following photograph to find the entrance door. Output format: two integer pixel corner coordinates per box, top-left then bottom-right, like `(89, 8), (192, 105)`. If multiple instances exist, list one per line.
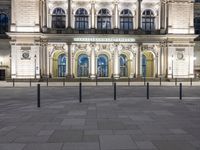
(0, 69), (5, 80)
(142, 52), (154, 77)
(58, 54), (66, 77)
(97, 54), (109, 77)
(77, 54), (89, 77)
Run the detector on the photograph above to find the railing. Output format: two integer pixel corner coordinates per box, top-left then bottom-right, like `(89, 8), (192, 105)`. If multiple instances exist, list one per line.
(44, 28), (162, 35)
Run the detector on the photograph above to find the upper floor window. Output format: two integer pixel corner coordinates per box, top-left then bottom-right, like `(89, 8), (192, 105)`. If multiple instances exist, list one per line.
(75, 8), (88, 30)
(195, 0), (200, 2)
(194, 17), (200, 34)
(52, 8), (66, 29)
(0, 13), (8, 34)
(120, 9), (133, 30)
(142, 9), (155, 33)
(97, 9), (111, 30)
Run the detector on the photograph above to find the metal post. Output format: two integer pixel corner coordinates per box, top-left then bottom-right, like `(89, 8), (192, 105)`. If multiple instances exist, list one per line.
(79, 82), (82, 103)
(37, 84), (40, 107)
(114, 82), (116, 100)
(160, 77), (162, 86)
(179, 83), (182, 100)
(63, 78), (65, 87)
(144, 77), (146, 86)
(147, 82), (149, 99)
(128, 77), (130, 86)
(96, 75), (98, 86)
(13, 78), (15, 87)
(47, 78), (48, 87)
(175, 78), (177, 86)
(190, 78), (192, 86)
(30, 79), (32, 87)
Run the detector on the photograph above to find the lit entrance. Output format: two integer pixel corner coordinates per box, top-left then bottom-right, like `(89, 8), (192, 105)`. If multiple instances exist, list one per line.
(97, 54), (109, 77)
(142, 51), (154, 77)
(120, 54), (128, 77)
(77, 54), (89, 77)
(58, 54), (66, 77)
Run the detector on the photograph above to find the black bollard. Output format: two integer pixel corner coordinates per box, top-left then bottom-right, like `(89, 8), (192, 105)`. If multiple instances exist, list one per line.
(37, 84), (40, 107)
(147, 82), (149, 99)
(160, 77), (162, 86)
(128, 77), (130, 86)
(63, 78), (65, 87)
(175, 78), (177, 86)
(144, 77), (146, 86)
(179, 83), (182, 100)
(13, 78), (15, 87)
(47, 78), (49, 87)
(190, 78), (192, 86)
(96, 75), (98, 86)
(30, 79), (32, 87)
(79, 82), (82, 103)
(114, 82), (116, 100)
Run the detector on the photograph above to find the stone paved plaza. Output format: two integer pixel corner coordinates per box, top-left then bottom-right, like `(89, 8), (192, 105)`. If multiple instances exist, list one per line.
(0, 85), (200, 150)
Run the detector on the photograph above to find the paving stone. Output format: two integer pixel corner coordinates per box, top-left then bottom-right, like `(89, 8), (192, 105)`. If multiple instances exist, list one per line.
(0, 144), (25, 150)
(61, 119), (85, 126)
(22, 143), (62, 150)
(100, 135), (137, 150)
(61, 142), (99, 150)
(135, 141), (157, 149)
(48, 130), (83, 142)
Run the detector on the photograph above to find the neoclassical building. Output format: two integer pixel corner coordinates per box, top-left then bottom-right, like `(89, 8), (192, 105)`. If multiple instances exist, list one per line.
(0, 0), (199, 80)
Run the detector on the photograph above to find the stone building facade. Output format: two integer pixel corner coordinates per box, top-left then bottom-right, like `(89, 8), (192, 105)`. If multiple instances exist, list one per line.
(0, 0), (199, 80)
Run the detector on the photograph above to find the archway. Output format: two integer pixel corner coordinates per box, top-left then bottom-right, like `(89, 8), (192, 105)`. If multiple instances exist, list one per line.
(52, 51), (67, 78)
(58, 54), (66, 77)
(120, 54), (128, 77)
(97, 54), (109, 77)
(77, 54), (89, 77)
(142, 51), (154, 77)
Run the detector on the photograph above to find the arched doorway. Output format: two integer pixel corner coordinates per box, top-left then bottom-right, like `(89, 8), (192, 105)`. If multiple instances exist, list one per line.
(97, 54), (109, 77)
(77, 54), (89, 77)
(58, 54), (66, 77)
(120, 54), (128, 77)
(142, 51), (154, 77)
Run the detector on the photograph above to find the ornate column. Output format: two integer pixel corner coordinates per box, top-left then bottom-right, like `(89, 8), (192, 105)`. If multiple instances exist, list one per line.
(91, 1), (95, 29)
(90, 43), (96, 79)
(160, 0), (166, 33)
(11, 0), (16, 31)
(114, 1), (119, 29)
(42, 0), (47, 31)
(137, 43), (142, 77)
(67, 43), (72, 77)
(137, 0), (142, 29)
(113, 44), (120, 78)
(68, 0), (72, 28)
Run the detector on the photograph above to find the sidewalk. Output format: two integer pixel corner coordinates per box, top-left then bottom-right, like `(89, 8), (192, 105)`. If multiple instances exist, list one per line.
(1, 80), (200, 87)
(0, 94), (200, 150)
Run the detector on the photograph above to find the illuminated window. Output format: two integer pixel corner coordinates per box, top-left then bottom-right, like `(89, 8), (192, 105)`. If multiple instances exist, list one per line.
(0, 13), (8, 34)
(194, 17), (200, 34)
(97, 9), (111, 30)
(75, 8), (88, 30)
(142, 10), (155, 33)
(120, 9), (133, 30)
(52, 8), (66, 29)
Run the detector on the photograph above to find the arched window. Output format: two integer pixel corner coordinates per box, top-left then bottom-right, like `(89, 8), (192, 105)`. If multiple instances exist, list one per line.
(0, 13), (8, 34)
(52, 8), (66, 29)
(97, 54), (109, 77)
(120, 9), (133, 31)
(97, 9), (111, 30)
(194, 17), (200, 34)
(75, 8), (88, 30)
(120, 54), (128, 77)
(77, 54), (89, 77)
(58, 54), (66, 77)
(142, 10), (155, 33)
